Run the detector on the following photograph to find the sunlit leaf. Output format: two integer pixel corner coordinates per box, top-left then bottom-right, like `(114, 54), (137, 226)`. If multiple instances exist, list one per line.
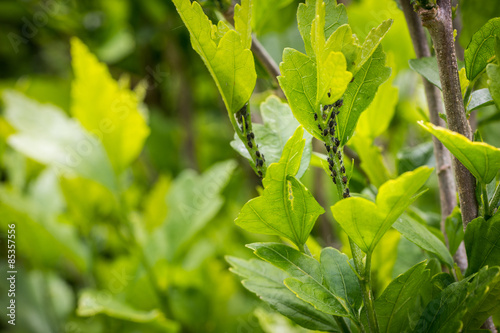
(337, 46), (391, 145)
(71, 38), (149, 174)
(171, 0), (256, 114)
(419, 121), (500, 184)
(278, 48), (320, 139)
(331, 167), (433, 253)
(234, 0), (252, 50)
(352, 19), (392, 76)
(297, 0), (347, 57)
(3, 91), (116, 190)
(236, 127), (324, 248)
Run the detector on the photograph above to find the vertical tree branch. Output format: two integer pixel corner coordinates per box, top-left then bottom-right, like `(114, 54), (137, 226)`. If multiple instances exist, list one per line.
(413, 1), (496, 330)
(399, 0), (468, 271)
(413, 0), (478, 228)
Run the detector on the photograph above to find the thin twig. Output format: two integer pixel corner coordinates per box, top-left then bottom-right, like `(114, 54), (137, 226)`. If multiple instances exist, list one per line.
(399, 0), (468, 272)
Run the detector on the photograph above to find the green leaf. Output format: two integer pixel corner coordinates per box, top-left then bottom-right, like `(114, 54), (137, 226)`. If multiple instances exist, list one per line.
(352, 19), (393, 76)
(409, 57), (442, 90)
(226, 256), (340, 332)
(350, 135), (390, 188)
(393, 216), (454, 268)
(70, 38), (149, 174)
(374, 261), (432, 333)
(465, 213), (500, 276)
(77, 289), (179, 331)
(337, 46), (391, 145)
(278, 48), (321, 139)
(331, 166), (433, 253)
(355, 70), (398, 140)
(467, 88), (495, 112)
(235, 127), (324, 248)
(248, 243), (352, 318)
(149, 160), (236, 262)
(462, 266), (500, 330)
(234, 0), (252, 50)
(487, 61), (500, 109)
(316, 51), (353, 106)
(419, 121), (500, 184)
(413, 279), (469, 333)
(171, 0), (256, 114)
(323, 24), (361, 72)
(230, 96), (313, 179)
(464, 18), (500, 82)
(297, 0), (347, 57)
(444, 207), (464, 256)
(320, 247), (363, 318)
(2, 91), (116, 191)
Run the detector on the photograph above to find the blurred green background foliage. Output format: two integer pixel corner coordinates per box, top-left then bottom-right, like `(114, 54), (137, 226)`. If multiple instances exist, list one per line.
(0, 0), (499, 332)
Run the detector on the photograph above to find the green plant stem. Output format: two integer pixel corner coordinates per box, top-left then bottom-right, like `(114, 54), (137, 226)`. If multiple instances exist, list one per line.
(489, 181), (500, 216)
(482, 183), (491, 219)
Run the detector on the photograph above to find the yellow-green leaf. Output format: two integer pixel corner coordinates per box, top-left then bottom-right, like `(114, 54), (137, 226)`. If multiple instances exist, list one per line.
(171, 0), (256, 114)
(234, 0), (252, 50)
(352, 19), (393, 75)
(331, 167), (433, 253)
(317, 51), (352, 105)
(71, 38), (149, 174)
(419, 121), (500, 184)
(235, 127), (324, 248)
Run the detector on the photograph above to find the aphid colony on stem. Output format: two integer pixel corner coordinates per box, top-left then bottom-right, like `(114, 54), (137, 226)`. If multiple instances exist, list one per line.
(314, 98), (350, 199)
(235, 104), (266, 178)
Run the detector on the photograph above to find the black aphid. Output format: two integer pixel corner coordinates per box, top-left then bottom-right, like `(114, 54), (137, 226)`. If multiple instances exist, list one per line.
(328, 158), (334, 166)
(326, 145), (331, 152)
(318, 124), (322, 131)
(342, 176), (347, 184)
(314, 113), (318, 121)
(333, 146), (338, 153)
(332, 170), (337, 177)
(329, 119), (334, 128)
(333, 177), (337, 184)
(323, 129), (329, 136)
(340, 165), (345, 174)
(248, 141), (253, 148)
(335, 138), (340, 146)
(329, 128), (334, 135)
(256, 151), (261, 158)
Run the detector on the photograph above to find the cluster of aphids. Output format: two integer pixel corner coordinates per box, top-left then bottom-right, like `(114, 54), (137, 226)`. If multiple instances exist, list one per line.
(236, 104), (266, 178)
(315, 98), (350, 199)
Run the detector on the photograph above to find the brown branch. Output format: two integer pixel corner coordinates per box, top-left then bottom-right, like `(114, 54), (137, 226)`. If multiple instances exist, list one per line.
(413, 0), (478, 228)
(399, 0), (468, 272)
(413, 1), (496, 330)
